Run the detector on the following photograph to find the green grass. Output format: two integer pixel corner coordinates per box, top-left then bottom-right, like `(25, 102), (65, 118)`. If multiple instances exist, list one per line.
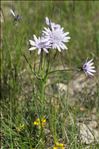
(1, 1), (99, 149)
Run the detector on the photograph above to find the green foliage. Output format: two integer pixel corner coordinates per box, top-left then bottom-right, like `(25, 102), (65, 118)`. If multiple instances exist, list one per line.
(1, 1), (99, 148)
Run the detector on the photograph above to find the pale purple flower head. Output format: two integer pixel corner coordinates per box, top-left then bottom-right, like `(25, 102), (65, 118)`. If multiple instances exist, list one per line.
(42, 24), (70, 52)
(28, 17), (70, 54)
(29, 35), (51, 55)
(82, 59), (96, 76)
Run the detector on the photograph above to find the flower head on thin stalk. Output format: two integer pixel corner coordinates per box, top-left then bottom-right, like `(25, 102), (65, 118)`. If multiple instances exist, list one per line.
(82, 59), (96, 76)
(29, 35), (51, 55)
(42, 24), (70, 52)
(45, 17), (60, 29)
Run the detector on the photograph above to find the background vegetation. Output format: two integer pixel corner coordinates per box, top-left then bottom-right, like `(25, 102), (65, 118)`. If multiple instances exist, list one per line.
(1, 1), (99, 149)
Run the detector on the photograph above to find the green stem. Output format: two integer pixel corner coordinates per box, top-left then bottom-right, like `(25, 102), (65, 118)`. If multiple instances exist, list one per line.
(40, 79), (45, 114)
(39, 79), (45, 143)
(39, 50), (43, 73)
(48, 68), (81, 75)
(23, 54), (41, 80)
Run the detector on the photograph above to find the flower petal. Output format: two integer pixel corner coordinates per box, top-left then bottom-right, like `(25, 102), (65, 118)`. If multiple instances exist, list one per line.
(29, 47), (36, 51)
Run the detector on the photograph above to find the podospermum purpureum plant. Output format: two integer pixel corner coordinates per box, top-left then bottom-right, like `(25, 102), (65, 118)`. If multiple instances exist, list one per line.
(28, 17), (71, 121)
(27, 17), (96, 119)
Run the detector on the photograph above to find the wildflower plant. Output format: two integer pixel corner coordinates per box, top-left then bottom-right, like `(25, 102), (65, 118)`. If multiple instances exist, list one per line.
(28, 17), (71, 111)
(27, 17), (96, 146)
(1, 1), (98, 148)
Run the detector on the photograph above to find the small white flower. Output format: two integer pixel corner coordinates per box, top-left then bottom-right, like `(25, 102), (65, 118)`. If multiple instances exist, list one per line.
(45, 17), (60, 29)
(29, 35), (51, 55)
(82, 59), (96, 76)
(10, 9), (21, 21)
(42, 26), (70, 52)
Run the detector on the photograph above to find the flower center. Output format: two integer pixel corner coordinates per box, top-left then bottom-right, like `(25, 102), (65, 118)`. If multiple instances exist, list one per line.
(83, 64), (88, 71)
(51, 30), (62, 43)
(37, 41), (47, 49)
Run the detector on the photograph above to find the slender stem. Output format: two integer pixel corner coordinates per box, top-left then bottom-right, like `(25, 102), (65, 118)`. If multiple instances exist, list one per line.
(41, 80), (45, 111)
(23, 54), (41, 80)
(48, 68), (81, 75)
(43, 53), (50, 80)
(39, 79), (45, 143)
(39, 50), (43, 73)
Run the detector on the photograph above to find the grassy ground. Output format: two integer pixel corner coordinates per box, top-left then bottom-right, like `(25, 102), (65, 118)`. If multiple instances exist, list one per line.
(1, 1), (99, 149)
